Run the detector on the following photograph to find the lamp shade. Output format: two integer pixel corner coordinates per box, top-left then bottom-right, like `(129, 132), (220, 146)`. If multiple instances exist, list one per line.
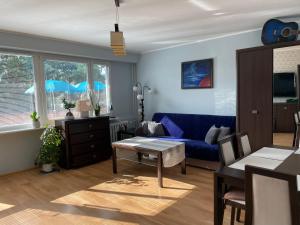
(137, 94), (144, 100)
(133, 86), (138, 92)
(76, 100), (92, 112)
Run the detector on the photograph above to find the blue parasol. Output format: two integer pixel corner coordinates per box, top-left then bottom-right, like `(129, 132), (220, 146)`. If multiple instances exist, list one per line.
(25, 80), (77, 94)
(74, 81), (106, 93)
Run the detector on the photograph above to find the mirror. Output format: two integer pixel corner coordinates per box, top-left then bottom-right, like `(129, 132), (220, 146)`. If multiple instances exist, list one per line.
(273, 46), (300, 147)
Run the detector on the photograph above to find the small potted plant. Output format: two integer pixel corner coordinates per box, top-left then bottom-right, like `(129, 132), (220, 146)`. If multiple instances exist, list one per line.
(36, 126), (63, 173)
(30, 111), (40, 128)
(62, 98), (75, 120)
(89, 90), (101, 117)
(94, 103), (101, 117)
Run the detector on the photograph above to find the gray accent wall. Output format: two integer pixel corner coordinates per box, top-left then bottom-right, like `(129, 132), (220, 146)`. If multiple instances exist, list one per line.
(137, 30), (263, 120)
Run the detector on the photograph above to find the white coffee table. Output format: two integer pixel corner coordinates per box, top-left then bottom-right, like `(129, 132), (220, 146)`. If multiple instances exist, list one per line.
(111, 137), (186, 187)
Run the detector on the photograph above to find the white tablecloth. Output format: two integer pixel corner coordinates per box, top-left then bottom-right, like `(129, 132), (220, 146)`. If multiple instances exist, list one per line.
(114, 137), (185, 168)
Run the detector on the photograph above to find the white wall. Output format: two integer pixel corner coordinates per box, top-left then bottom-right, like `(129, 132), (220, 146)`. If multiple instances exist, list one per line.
(0, 129), (44, 175)
(137, 30), (263, 120)
(0, 31), (138, 175)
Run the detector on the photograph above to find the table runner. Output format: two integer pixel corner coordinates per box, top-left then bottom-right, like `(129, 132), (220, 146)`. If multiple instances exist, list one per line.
(229, 155), (283, 171)
(114, 137), (185, 168)
(251, 147), (294, 161)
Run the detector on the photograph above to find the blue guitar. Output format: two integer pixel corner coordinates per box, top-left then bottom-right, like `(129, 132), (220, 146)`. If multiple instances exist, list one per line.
(261, 19), (299, 45)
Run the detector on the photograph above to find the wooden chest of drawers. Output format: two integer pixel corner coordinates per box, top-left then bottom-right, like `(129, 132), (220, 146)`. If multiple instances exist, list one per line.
(55, 117), (111, 169)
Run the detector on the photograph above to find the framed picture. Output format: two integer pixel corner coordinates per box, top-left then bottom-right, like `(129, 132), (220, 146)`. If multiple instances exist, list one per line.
(181, 58), (213, 89)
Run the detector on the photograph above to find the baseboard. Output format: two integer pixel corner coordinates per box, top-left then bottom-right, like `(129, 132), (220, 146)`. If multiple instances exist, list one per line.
(186, 158), (220, 171)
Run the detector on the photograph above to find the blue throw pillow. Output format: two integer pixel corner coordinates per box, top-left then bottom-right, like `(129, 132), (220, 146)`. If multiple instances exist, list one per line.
(160, 116), (184, 138)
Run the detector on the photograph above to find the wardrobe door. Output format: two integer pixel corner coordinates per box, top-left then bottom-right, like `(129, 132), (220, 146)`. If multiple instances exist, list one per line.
(237, 48), (273, 150)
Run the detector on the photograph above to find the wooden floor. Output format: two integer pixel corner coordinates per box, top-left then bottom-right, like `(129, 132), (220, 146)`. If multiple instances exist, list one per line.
(273, 132), (294, 147)
(0, 160), (242, 225)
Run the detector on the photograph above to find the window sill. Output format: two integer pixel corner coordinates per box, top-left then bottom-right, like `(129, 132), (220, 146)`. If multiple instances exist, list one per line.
(0, 127), (45, 136)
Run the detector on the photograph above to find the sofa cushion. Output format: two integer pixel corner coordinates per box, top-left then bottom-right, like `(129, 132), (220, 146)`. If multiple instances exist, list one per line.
(157, 137), (219, 161)
(152, 113), (236, 140)
(217, 126), (231, 141)
(205, 125), (220, 144)
(143, 121), (165, 137)
(160, 116), (184, 138)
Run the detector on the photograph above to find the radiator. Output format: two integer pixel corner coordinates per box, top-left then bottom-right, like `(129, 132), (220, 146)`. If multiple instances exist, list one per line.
(109, 120), (129, 142)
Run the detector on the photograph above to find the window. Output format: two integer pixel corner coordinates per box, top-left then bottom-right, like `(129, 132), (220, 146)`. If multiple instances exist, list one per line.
(92, 64), (110, 114)
(0, 49), (111, 132)
(0, 53), (35, 129)
(44, 59), (88, 120)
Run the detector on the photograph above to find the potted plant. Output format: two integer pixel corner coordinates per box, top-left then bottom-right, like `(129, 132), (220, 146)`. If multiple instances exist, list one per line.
(62, 98), (75, 120)
(30, 111), (40, 128)
(94, 103), (101, 117)
(89, 90), (101, 117)
(36, 126), (63, 173)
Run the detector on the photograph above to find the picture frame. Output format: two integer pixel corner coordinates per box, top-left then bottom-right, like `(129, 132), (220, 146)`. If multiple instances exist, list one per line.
(181, 58), (213, 89)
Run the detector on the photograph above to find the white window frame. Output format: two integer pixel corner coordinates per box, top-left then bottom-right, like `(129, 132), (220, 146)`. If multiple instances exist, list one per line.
(0, 48), (111, 133)
(0, 50), (37, 131)
(91, 60), (111, 115)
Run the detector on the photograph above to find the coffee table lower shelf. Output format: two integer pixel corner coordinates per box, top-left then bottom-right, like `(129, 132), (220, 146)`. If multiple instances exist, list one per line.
(112, 147), (186, 188)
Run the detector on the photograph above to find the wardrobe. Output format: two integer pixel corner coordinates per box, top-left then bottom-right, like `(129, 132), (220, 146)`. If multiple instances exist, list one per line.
(237, 40), (300, 150)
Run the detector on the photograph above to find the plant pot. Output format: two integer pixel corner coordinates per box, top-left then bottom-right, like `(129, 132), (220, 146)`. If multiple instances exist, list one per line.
(41, 163), (53, 173)
(32, 120), (40, 128)
(65, 109), (74, 120)
(94, 110), (100, 117)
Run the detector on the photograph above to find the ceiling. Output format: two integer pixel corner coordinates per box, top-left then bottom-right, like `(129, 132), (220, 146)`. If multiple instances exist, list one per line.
(0, 0), (299, 53)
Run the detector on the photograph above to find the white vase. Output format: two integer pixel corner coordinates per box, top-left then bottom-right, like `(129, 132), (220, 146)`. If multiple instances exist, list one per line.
(80, 111), (89, 118)
(65, 110), (74, 120)
(42, 164), (53, 173)
(32, 120), (40, 128)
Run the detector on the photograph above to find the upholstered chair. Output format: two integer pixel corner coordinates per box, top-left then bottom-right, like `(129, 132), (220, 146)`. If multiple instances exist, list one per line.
(245, 165), (299, 225)
(218, 135), (245, 225)
(237, 132), (252, 157)
(293, 113), (300, 147)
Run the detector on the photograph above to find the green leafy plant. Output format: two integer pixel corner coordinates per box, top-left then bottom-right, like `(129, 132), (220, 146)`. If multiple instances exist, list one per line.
(30, 111), (39, 122)
(88, 90), (101, 116)
(36, 126), (63, 165)
(62, 98), (75, 110)
(94, 103), (101, 116)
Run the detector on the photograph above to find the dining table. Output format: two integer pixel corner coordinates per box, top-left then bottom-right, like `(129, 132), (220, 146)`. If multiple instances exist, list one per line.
(214, 145), (300, 225)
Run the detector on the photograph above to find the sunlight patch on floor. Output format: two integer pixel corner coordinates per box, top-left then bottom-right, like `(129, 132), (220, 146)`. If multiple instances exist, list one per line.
(0, 203), (14, 211)
(0, 207), (140, 225)
(51, 174), (196, 217)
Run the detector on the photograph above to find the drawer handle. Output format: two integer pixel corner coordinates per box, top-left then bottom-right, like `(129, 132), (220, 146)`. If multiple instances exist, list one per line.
(89, 124), (93, 129)
(89, 134), (94, 139)
(283, 107), (287, 110)
(90, 144), (95, 149)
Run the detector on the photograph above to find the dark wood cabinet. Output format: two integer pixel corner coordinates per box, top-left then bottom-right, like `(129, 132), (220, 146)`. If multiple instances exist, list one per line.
(237, 40), (300, 150)
(237, 48), (273, 150)
(55, 117), (111, 169)
(273, 103), (298, 132)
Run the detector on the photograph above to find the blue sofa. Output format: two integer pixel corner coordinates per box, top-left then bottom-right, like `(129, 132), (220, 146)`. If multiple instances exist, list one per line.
(152, 113), (236, 161)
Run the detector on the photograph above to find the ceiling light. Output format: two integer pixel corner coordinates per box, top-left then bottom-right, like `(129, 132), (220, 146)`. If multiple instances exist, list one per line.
(189, 0), (217, 11)
(110, 0), (126, 56)
(213, 12), (226, 16)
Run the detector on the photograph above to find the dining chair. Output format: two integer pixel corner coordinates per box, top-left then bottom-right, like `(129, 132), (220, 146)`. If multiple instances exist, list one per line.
(294, 123), (300, 148)
(218, 135), (245, 225)
(236, 132), (252, 157)
(245, 165), (299, 225)
(293, 113), (300, 147)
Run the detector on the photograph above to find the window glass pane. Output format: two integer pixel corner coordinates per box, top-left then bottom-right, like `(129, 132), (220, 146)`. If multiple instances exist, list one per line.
(0, 53), (35, 128)
(44, 59), (88, 120)
(92, 64), (110, 114)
